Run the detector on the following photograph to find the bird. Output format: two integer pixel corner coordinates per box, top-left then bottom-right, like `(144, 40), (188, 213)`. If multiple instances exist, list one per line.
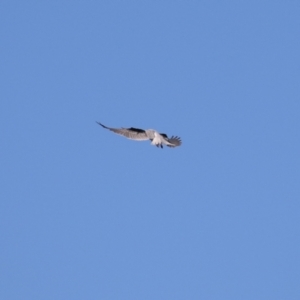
(96, 122), (182, 148)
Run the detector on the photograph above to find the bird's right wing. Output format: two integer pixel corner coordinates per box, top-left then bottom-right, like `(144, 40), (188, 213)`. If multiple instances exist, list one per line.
(160, 133), (182, 147)
(166, 136), (182, 147)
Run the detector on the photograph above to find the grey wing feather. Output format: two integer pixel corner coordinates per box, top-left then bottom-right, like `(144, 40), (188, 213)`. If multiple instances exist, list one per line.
(160, 132), (182, 147)
(96, 122), (149, 141)
(166, 136), (182, 147)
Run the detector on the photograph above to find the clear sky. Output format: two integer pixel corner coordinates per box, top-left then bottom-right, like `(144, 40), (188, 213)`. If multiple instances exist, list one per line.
(1, 1), (300, 299)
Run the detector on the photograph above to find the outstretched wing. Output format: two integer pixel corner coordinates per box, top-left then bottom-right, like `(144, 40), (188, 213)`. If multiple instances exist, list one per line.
(160, 133), (182, 148)
(166, 136), (182, 147)
(96, 122), (149, 141)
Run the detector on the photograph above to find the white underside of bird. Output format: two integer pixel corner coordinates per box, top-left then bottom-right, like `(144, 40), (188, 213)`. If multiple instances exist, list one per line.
(96, 122), (182, 148)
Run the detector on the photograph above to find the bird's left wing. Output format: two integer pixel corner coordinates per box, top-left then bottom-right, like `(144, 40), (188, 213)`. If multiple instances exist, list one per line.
(97, 122), (149, 141)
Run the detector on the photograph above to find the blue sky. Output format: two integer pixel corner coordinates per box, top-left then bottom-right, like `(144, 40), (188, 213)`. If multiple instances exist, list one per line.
(1, 1), (300, 299)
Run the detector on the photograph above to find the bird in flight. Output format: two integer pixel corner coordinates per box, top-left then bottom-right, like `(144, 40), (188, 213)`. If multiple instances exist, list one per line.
(96, 122), (182, 148)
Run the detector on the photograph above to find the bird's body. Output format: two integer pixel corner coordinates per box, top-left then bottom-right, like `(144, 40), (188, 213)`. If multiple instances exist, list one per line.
(96, 122), (182, 148)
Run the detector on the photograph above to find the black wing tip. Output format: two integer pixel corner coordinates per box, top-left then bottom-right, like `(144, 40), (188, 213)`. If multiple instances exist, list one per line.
(96, 121), (108, 129)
